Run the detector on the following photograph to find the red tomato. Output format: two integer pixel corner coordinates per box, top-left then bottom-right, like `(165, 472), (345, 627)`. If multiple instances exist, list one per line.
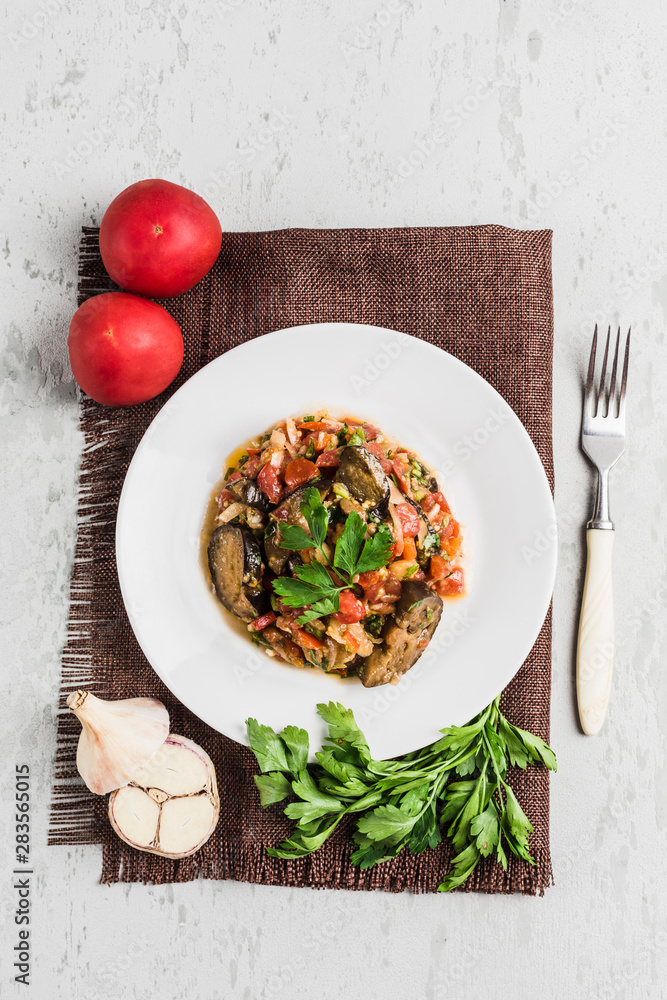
(402, 537), (417, 561)
(243, 455), (262, 478)
(248, 611), (276, 632)
(428, 554), (450, 581)
(297, 419), (343, 432)
(284, 458), (319, 491)
(333, 590), (366, 624)
(226, 471), (243, 483)
(392, 453), (412, 493)
(395, 503), (421, 537)
(218, 488), (235, 508)
(67, 292), (183, 407)
(440, 518), (462, 557)
(315, 449), (342, 468)
(99, 179), (222, 298)
(435, 568), (464, 597)
(357, 570), (384, 589)
(421, 491), (451, 523)
(361, 423), (380, 440)
(257, 463), (283, 502)
(291, 626), (325, 650)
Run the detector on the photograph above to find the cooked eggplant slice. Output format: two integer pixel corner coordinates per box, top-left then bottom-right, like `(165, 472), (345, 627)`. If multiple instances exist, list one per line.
(263, 525), (290, 575)
(271, 479), (330, 527)
(358, 580), (442, 688)
(336, 446), (390, 517)
(264, 481), (329, 572)
(226, 477), (272, 513)
(208, 524), (268, 621)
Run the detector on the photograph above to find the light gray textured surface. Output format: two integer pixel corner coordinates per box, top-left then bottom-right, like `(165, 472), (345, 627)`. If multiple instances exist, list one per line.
(1, 1), (666, 997)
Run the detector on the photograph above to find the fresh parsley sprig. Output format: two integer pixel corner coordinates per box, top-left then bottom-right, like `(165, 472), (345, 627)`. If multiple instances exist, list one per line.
(246, 697), (556, 892)
(272, 487), (393, 625)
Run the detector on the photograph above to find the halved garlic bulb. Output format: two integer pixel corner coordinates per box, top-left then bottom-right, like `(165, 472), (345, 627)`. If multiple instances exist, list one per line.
(67, 690), (169, 795)
(108, 736), (219, 858)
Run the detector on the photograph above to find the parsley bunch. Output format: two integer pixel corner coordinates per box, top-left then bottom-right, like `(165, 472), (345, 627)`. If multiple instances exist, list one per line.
(272, 487), (393, 625)
(246, 697), (556, 891)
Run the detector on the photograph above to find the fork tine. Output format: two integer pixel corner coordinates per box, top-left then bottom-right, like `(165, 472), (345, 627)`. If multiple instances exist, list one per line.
(597, 326), (610, 415)
(619, 327), (631, 413)
(608, 327), (621, 416)
(585, 324), (598, 414)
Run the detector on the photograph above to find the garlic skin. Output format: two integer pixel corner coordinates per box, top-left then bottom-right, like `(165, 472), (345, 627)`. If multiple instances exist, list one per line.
(108, 735), (220, 859)
(67, 690), (170, 795)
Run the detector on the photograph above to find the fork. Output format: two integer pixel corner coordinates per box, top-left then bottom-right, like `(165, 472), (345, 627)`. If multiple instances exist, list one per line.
(576, 325), (630, 735)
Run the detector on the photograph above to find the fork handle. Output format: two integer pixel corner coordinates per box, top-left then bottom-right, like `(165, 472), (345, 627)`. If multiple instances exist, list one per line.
(576, 529), (614, 734)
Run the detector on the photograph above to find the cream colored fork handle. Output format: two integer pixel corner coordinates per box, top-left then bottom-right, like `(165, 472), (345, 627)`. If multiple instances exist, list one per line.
(576, 529), (615, 734)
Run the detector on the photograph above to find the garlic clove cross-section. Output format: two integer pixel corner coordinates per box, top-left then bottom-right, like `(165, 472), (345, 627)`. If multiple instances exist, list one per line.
(108, 735), (220, 859)
(66, 690), (169, 795)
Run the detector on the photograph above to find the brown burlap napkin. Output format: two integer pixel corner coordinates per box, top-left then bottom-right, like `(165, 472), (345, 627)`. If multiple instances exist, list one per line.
(49, 224), (554, 894)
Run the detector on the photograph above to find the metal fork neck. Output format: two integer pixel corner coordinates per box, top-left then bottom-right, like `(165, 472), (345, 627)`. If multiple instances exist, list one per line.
(588, 468), (615, 530)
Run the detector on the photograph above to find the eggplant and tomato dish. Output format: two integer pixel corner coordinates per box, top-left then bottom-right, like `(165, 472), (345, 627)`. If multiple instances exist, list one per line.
(206, 413), (464, 688)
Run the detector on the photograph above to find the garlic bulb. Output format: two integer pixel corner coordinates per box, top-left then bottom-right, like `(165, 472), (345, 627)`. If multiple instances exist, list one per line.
(108, 735), (219, 858)
(67, 690), (169, 795)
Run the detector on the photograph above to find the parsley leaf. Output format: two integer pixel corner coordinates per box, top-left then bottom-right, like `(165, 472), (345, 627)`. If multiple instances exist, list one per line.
(295, 598), (339, 625)
(333, 512), (367, 577)
(247, 695), (557, 893)
(301, 487), (328, 548)
(347, 427), (366, 447)
(278, 523), (316, 551)
(246, 719), (290, 773)
(254, 771), (292, 806)
(354, 524), (394, 575)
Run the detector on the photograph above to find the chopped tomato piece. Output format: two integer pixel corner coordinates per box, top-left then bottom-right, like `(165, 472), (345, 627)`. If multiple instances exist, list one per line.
(298, 419), (343, 432)
(284, 457), (319, 491)
(248, 611), (276, 632)
(364, 576), (402, 607)
(333, 590), (366, 624)
(246, 446), (261, 456)
(435, 568), (464, 597)
(257, 462), (283, 503)
(361, 423), (380, 440)
(395, 503), (421, 537)
(402, 537), (417, 561)
(421, 490), (451, 525)
(226, 470), (242, 483)
(291, 626), (325, 650)
(357, 569), (385, 589)
(380, 458), (393, 474)
(392, 453), (412, 493)
(439, 516), (459, 540)
(439, 518), (462, 557)
(316, 448), (342, 468)
(428, 553), (451, 581)
(243, 455), (261, 478)
(218, 488), (235, 508)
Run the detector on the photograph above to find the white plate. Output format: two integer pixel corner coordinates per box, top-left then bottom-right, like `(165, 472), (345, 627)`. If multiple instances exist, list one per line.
(116, 323), (556, 760)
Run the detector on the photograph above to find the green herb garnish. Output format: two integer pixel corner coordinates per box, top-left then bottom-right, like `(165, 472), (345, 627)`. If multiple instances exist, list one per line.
(246, 698), (556, 891)
(361, 613), (384, 638)
(347, 427), (366, 447)
(273, 488), (393, 625)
